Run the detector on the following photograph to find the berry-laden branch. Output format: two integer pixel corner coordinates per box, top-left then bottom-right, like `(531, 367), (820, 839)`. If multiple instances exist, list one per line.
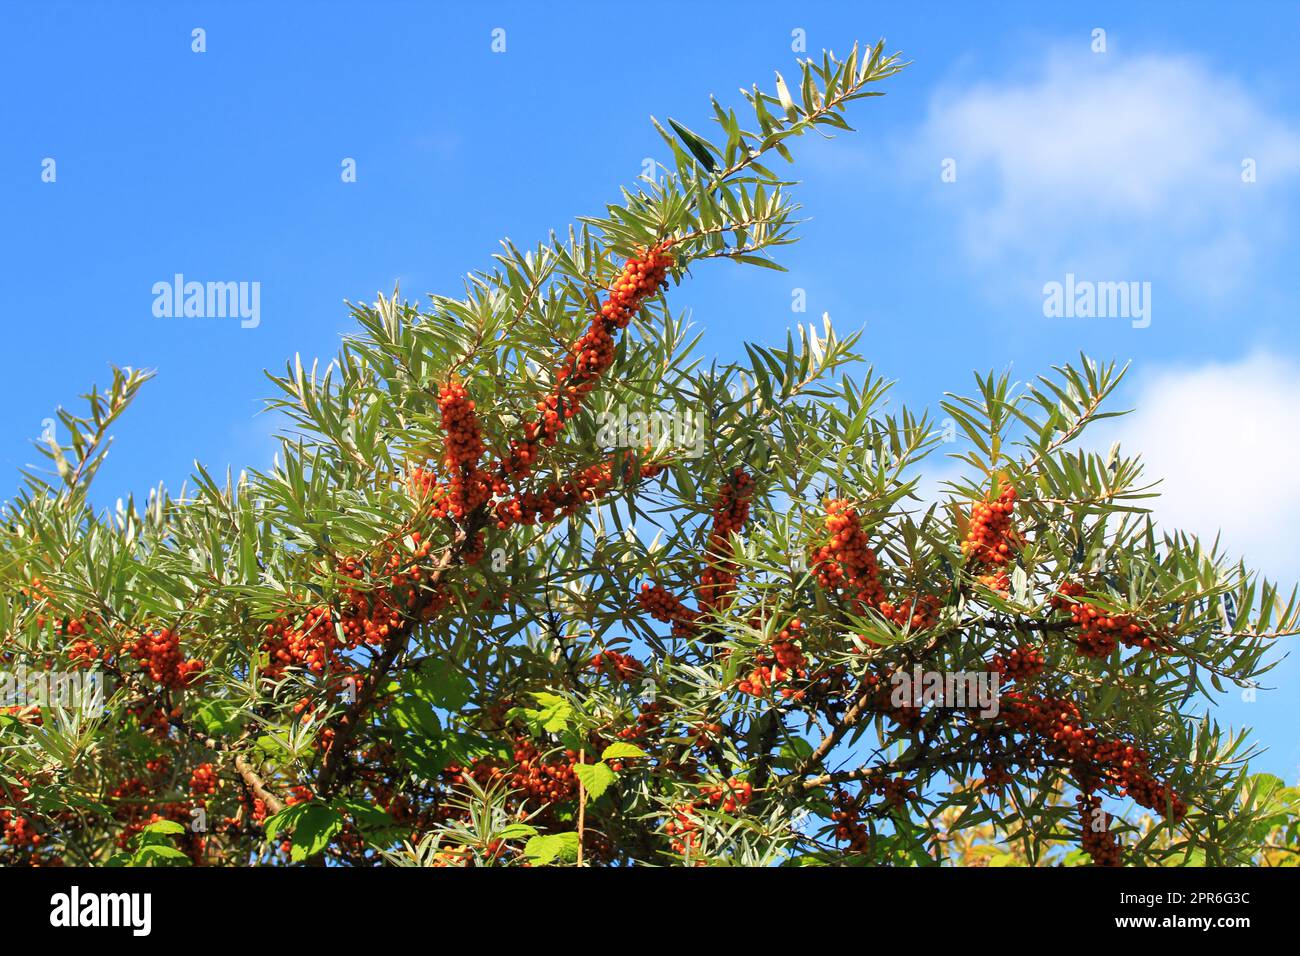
(302, 244), (682, 803)
(638, 467), (755, 643)
(499, 243), (675, 484)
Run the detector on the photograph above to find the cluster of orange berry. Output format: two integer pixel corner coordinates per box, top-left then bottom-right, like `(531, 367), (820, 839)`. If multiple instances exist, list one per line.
(249, 796), (268, 824)
(601, 243), (676, 329)
(981, 761), (1012, 791)
(26, 583), (107, 670)
(108, 774), (149, 804)
(285, 786), (315, 806)
(434, 377), (491, 520)
(700, 777), (754, 813)
(1051, 581), (1163, 657)
(1000, 691), (1186, 822)
(616, 699), (666, 741)
(127, 629), (204, 689)
(989, 643), (1045, 682)
(145, 756), (170, 775)
(507, 740), (581, 804)
(636, 470), (755, 641)
(810, 499), (886, 613)
(410, 249), (675, 541)
(493, 458), (634, 529)
(588, 649), (643, 683)
(738, 619), (808, 698)
(262, 606), (345, 679)
(49, 609), (108, 667)
(1077, 792), (1122, 866)
(697, 469), (753, 614)
(961, 485), (1018, 573)
(27, 580), (96, 638)
(448, 739), (581, 807)
(189, 763), (218, 796)
(664, 777), (753, 855)
(664, 805), (701, 855)
(127, 699), (181, 737)
(66, 636), (103, 667)
(219, 791), (268, 833)
(810, 499), (944, 639)
(860, 769), (917, 810)
(692, 721), (724, 748)
(0, 778), (40, 851)
(262, 534), (447, 680)
(877, 593), (942, 631)
(637, 584), (700, 639)
(339, 535), (449, 630)
(867, 672), (928, 731)
(0, 809), (39, 849)
(831, 790), (871, 852)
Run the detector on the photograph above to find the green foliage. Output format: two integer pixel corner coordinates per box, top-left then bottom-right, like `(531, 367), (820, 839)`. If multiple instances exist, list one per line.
(1, 40), (1295, 869)
(940, 773), (1300, 867)
(106, 820), (192, 868)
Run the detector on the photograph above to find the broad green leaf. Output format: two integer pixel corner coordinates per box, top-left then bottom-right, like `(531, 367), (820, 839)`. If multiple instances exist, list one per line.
(601, 742), (647, 761)
(288, 804), (344, 862)
(574, 761), (617, 799)
(524, 831), (580, 865)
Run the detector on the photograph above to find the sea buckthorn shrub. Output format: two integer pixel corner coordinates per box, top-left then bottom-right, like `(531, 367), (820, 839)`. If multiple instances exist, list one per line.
(0, 43), (1294, 868)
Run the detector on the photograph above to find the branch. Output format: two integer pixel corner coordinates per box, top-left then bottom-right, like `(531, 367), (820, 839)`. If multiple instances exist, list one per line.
(315, 516), (486, 796)
(234, 753), (286, 816)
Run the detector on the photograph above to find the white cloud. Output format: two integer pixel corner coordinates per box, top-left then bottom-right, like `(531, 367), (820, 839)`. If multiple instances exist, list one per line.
(914, 48), (1300, 296)
(1100, 352), (1300, 585)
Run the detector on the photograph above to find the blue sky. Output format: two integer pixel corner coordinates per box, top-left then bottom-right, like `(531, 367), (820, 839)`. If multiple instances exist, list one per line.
(3, 1), (1298, 780)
